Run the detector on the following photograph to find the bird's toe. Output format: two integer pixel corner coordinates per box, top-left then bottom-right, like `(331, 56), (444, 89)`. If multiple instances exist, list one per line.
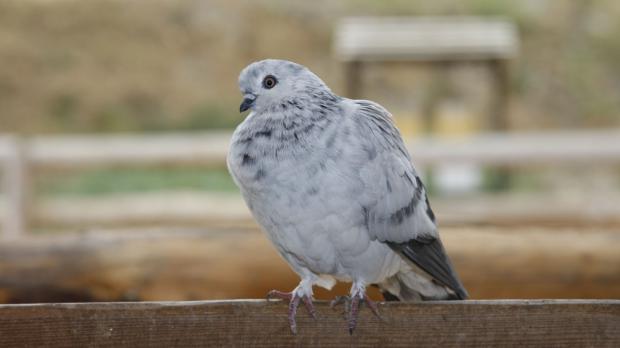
(267, 289), (317, 334)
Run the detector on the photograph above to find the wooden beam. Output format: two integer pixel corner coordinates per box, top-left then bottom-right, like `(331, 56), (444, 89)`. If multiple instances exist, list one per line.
(0, 300), (618, 347)
(0, 227), (618, 303)
(9, 130), (620, 168)
(26, 132), (232, 168)
(406, 129), (620, 167)
(27, 190), (620, 231)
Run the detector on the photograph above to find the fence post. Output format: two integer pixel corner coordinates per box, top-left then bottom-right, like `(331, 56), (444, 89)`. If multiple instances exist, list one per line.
(2, 136), (28, 239)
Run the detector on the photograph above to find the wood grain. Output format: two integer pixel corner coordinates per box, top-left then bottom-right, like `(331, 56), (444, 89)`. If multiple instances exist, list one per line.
(0, 300), (618, 347)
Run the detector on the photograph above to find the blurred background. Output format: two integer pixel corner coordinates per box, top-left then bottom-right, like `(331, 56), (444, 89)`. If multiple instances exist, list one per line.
(1, 0), (619, 303)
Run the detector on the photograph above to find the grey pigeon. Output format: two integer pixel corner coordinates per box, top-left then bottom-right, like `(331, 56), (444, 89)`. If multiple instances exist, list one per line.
(228, 59), (468, 334)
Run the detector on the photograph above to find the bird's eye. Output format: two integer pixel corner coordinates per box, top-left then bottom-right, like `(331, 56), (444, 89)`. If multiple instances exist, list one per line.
(262, 75), (277, 89)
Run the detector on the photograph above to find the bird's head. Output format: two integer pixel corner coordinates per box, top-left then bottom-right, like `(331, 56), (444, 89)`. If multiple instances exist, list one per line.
(238, 59), (329, 113)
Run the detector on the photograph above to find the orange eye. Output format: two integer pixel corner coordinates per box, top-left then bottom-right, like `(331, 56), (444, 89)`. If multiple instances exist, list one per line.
(262, 75), (277, 89)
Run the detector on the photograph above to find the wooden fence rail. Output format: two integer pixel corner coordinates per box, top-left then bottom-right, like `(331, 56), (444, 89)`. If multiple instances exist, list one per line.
(0, 300), (618, 347)
(2, 129), (620, 238)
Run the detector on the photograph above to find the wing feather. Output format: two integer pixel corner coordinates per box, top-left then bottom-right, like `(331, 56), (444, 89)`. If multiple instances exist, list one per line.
(351, 99), (468, 299)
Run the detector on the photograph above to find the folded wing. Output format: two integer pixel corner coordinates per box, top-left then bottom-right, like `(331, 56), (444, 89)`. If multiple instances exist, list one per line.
(351, 100), (468, 299)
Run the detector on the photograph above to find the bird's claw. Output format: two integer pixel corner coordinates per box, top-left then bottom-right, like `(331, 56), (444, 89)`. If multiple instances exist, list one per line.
(330, 293), (382, 334)
(266, 289), (317, 334)
(266, 289), (293, 301)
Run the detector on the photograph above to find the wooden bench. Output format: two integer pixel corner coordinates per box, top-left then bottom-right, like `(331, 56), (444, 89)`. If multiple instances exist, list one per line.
(333, 17), (520, 190)
(333, 16), (518, 131)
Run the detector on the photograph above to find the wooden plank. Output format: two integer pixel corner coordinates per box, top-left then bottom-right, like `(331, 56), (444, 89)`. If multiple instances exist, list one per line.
(28, 190), (620, 230)
(26, 131), (231, 167)
(0, 300), (618, 347)
(33, 192), (254, 229)
(0, 227), (618, 303)
(14, 130), (620, 168)
(334, 17), (518, 62)
(406, 129), (620, 166)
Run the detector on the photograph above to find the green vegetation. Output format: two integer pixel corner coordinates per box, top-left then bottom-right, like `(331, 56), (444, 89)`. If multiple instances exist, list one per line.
(35, 166), (549, 197)
(481, 169), (544, 193)
(37, 167), (238, 197)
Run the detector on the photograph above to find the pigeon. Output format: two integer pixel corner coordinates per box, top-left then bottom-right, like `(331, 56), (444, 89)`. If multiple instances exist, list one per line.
(227, 59), (468, 334)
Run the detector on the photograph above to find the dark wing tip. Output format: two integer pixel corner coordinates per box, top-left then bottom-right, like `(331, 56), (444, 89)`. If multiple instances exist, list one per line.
(388, 236), (468, 300)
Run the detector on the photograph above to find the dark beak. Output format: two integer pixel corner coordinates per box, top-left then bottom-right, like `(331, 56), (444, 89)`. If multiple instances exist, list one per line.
(239, 95), (256, 113)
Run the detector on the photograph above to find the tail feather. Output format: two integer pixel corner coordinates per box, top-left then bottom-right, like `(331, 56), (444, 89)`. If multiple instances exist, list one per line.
(379, 265), (467, 301)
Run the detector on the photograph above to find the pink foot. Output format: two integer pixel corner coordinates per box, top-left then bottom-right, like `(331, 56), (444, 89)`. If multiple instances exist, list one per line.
(330, 293), (381, 334)
(267, 289), (317, 334)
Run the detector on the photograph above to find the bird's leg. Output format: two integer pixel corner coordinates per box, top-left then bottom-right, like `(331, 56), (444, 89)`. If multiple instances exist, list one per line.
(266, 279), (316, 334)
(348, 284), (381, 334)
(331, 281), (381, 334)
